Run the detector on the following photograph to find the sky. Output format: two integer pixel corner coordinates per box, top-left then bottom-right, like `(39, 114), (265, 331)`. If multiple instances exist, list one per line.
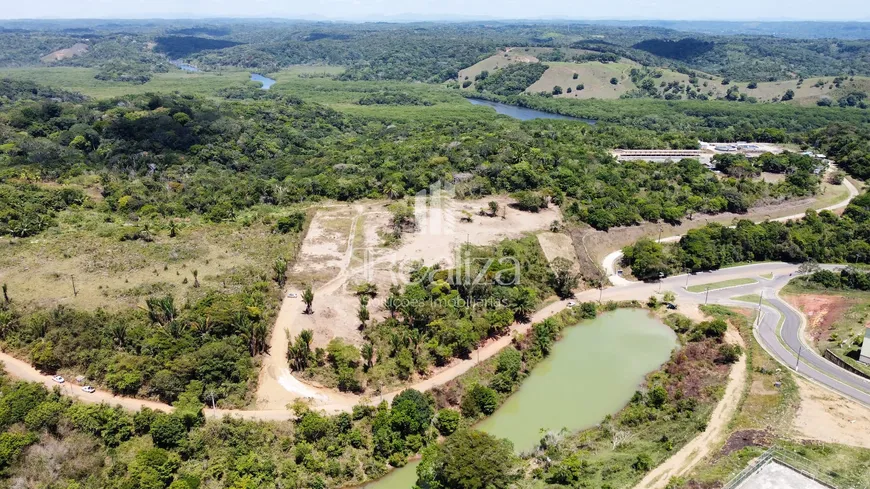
(3, 0), (870, 21)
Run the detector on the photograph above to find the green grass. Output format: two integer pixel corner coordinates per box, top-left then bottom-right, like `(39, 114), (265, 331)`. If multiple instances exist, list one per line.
(731, 294), (775, 308)
(687, 278), (757, 293)
(0, 67), (258, 98)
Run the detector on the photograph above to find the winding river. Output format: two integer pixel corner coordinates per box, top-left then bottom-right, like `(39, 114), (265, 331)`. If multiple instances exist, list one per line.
(362, 308), (676, 489)
(251, 73), (276, 90)
(467, 98), (595, 123)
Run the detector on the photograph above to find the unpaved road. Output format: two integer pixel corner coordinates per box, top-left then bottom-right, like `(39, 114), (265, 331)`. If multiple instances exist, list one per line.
(0, 178), (863, 420)
(634, 328), (748, 489)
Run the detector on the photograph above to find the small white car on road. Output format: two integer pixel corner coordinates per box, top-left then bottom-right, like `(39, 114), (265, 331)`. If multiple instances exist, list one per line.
(287, 293), (298, 298)
(567, 301), (577, 307)
(51, 375), (65, 384)
(81, 385), (96, 394)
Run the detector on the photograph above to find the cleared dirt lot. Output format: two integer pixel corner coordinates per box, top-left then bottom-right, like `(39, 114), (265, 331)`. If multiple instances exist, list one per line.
(793, 377), (870, 449)
(255, 196), (568, 409)
(284, 196), (564, 349)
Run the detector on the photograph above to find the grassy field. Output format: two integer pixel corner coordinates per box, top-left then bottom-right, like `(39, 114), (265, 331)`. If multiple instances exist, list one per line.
(0, 67), (260, 98)
(0, 204), (307, 311)
(527, 61), (636, 98)
(731, 293), (775, 308)
(687, 278), (757, 293)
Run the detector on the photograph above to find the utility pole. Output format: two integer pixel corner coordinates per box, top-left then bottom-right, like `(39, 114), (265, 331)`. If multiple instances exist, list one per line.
(685, 269), (690, 288)
(71, 275), (78, 297)
(704, 285), (710, 304)
(795, 344), (803, 373)
(658, 272), (664, 293)
(598, 282), (603, 304)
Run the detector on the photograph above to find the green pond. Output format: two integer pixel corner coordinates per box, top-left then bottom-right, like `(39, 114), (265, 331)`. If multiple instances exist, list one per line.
(361, 308), (677, 489)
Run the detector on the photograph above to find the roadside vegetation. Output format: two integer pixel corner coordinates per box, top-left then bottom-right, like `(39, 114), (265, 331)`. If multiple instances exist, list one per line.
(782, 269), (870, 378)
(673, 306), (870, 489)
(621, 191), (870, 281)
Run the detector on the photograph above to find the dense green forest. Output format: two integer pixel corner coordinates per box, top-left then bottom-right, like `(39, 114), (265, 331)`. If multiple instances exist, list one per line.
(622, 191), (870, 281)
(4, 20), (870, 83)
(0, 299), (609, 488)
(472, 63), (549, 96)
(0, 300), (744, 489)
(0, 79), (837, 240)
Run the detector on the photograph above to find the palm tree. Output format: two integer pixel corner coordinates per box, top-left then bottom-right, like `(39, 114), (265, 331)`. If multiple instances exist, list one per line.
(190, 316), (213, 338)
(361, 342), (374, 372)
(237, 312), (269, 356)
(508, 287), (537, 321)
(382, 181), (404, 200)
(287, 329), (314, 371)
(273, 257), (288, 288)
(109, 322), (128, 348)
(2, 283), (8, 303)
(145, 296), (177, 326)
(357, 296), (370, 328)
(302, 285), (314, 314)
(168, 221), (178, 238)
(0, 309), (17, 338)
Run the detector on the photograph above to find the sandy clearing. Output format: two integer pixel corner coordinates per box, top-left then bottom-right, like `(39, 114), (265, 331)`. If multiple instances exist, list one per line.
(41, 43), (88, 63)
(793, 376), (870, 449)
(255, 196), (563, 410)
(634, 326), (748, 489)
(536, 231), (579, 270)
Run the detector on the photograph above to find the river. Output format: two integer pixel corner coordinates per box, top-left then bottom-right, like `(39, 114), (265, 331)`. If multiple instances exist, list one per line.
(467, 98), (595, 123)
(251, 73), (276, 90)
(361, 308), (676, 489)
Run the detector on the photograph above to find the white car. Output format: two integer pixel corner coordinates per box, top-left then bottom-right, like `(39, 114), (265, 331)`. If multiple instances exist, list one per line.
(287, 293), (298, 298)
(51, 375), (65, 384)
(567, 301), (577, 307)
(81, 385), (96, 394)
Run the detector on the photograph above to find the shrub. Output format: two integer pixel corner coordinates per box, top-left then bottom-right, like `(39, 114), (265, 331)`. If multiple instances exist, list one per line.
(150, 414), (187, 448)
(434, 409), (461, 436)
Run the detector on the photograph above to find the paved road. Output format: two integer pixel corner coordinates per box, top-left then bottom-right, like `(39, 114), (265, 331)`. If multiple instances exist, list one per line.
(685, 270), (870, 406)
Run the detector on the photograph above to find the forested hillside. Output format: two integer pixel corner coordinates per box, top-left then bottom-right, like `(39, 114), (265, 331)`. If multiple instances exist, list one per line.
(3, 21), (870, 84)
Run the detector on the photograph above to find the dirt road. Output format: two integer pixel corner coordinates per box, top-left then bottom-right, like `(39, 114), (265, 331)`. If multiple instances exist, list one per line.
(633, 328), (748, 489)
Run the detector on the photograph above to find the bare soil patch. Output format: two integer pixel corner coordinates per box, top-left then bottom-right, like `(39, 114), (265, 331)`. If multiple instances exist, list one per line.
(536, 231), (579, 270)
(717, 429), (774, 458)
(783, 294), (858, 346)
(793, 377), (870, 449)
(41, 43), (88, 63)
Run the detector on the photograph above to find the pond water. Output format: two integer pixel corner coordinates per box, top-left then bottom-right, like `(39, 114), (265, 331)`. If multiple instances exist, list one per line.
(361, 308), (676, 489)
(251, 73), (276, 90)
(467, 98), (595, 123)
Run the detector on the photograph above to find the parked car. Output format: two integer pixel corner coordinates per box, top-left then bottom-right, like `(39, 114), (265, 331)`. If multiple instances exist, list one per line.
(567, 301), (577, 307)
(665, 302), (678, 310)
(51, 375), (65, 384)
(81, 385), (96, 394)
(287, 293), (298, 298)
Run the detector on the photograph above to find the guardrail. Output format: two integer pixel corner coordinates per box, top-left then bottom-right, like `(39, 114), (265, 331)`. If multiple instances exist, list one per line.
(721, 447), (863, 489)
